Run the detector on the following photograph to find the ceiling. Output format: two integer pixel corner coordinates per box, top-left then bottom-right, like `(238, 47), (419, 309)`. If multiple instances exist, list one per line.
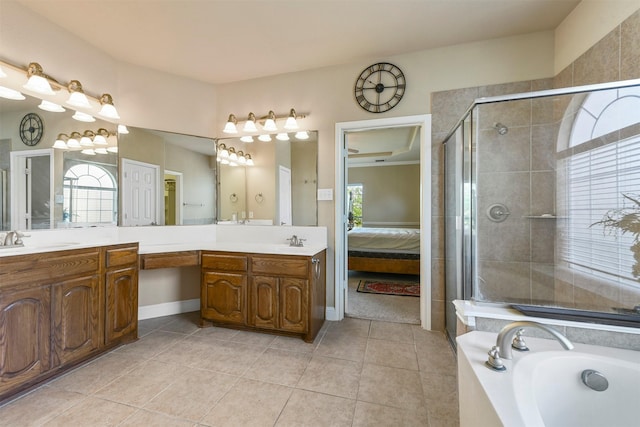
(17, 0), (580, 85)
(347, 126), (420, 165)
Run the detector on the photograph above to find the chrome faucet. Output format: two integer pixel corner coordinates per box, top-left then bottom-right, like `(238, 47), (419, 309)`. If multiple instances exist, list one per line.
(287, 235), (305, 247)
(486, 321), (574, 371)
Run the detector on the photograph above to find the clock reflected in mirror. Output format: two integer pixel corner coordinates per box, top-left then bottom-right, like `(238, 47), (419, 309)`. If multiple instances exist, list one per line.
(354, 62), (406, 113)
(20, 112), (44, 146)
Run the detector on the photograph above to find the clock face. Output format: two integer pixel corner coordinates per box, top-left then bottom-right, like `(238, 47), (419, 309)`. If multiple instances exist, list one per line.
(354, 62), (406, 113)
(19, 113), (44, 146)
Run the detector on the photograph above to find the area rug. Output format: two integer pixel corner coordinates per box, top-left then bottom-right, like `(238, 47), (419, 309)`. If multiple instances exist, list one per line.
(356, 280), (420, 297)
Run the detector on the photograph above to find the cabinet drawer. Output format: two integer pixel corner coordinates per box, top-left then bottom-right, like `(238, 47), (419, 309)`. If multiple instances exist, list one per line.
(252, 256), (308, 277)
(140, 251), (200, 270)
(105, 246), (138, 268)
(0, 248), (100, 289)
(202, 253), (248, 272)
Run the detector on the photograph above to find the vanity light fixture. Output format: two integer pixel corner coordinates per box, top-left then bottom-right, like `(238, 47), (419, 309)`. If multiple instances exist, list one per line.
(295, 131), (309, 140)
(66, 80), (91, 108)
(93, 128), (110, 145)
(117, 124), (129, 134)
(240, 135), (254, 143)
(262, 110), (277, 132)
(245, 154), (254, 166)
(53, 134), (69, 149)
(237, 151), (247, 165)
(284, 108), (299, 130)
(276, 133), (289, 141)
(1, 59), (123, 123)
(228, 147), (238, 161)
(38, 100), (65, 112)
(23, 62), (55, 95)
(243, 113), (258, 132)
(0, 86), (26, 100)
(221, 108), (307, 136)
(98, 94), (120, 120)
(107, 146), (118, 153)
(223, 114), (238, 134)
(220, 158), (230, 165)
(81, 148), (96, 155)
(67, 132), (82, 148)
(80, 131), (95, 146)
(72, 111), (95, 122)
(258, 134), (272, 142)
(94, 147), (109, 155)
(217, 143), (229, 159)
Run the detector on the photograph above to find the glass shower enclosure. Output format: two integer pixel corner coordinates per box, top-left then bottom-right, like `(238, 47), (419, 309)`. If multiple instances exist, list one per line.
(444, 79), (640, 343)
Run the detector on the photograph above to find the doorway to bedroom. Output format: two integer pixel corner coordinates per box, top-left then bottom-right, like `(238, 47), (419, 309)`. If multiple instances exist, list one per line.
(335, 115), (431, 328)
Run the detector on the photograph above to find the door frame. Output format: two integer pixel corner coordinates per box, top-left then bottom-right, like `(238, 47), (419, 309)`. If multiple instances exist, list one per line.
(10, 149), (54, 230)
(164, 169), (183, 225)
(334, 114), (432, 329)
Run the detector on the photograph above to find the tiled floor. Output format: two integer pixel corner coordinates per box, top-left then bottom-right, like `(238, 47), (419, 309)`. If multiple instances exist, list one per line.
(347, 271), (421, 324)
(0, 312), (459, 427)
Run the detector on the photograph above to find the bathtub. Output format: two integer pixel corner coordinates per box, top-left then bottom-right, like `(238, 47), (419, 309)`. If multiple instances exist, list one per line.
(457, 330), (640, 427)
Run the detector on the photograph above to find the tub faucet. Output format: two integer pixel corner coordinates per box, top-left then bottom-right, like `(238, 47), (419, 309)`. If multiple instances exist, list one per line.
(486, 321), (574, 371)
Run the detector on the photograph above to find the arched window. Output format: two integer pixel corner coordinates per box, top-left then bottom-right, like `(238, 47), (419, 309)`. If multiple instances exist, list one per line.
(564, 87), (640, 285)
(63, 163), (116, 224)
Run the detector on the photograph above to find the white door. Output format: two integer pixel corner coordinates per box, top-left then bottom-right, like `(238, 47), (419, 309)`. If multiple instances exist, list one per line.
(278, 165), (292, 225)
(122, 158), (159, 226)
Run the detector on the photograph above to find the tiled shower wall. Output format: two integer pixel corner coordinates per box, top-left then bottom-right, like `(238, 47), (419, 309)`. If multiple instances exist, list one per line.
(430, 9), (640, 332)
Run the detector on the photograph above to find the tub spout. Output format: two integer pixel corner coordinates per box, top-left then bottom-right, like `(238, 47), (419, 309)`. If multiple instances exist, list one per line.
(496, 321), (574, 360)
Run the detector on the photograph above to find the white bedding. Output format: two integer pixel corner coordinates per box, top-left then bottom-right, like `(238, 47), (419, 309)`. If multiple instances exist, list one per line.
(347, 227), (420, 254)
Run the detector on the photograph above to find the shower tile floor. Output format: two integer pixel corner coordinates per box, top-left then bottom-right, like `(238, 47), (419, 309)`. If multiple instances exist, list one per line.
(0, 312), (459, 427)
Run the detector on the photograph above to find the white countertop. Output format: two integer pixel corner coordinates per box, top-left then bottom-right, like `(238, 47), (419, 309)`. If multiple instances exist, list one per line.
(0, 225), (328, 258)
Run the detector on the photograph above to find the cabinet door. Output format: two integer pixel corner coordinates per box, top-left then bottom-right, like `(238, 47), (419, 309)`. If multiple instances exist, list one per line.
(279, 278), (308, 333)
(201, 271), (246, 325)
(0, 285), (51, 394)
(105, 266), (138, 344)
(249, 276), (278, 329)
(52, 275), (101, 366)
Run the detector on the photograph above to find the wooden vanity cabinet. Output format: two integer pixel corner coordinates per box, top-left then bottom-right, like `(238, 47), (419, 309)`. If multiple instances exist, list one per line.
(104, 245), (139, 345)
(201, 250), (326, 342)
(201, 253), (248, 325)
(0, 243), (138, 403)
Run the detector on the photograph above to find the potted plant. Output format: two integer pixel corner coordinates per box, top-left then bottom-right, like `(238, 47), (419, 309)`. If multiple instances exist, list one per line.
(591, 193), (640, 279)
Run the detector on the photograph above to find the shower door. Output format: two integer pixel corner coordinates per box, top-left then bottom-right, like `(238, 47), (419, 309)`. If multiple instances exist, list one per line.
(444, 113), (474, 344)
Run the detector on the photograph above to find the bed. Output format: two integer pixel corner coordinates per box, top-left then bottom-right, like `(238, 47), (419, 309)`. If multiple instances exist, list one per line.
(347, 227), (420, 275)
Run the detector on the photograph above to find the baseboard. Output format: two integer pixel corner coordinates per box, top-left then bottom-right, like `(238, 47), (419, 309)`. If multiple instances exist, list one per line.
(325, 306), (339, 321)
(138, 299), (200, 320)
(139, 300), (339, 322)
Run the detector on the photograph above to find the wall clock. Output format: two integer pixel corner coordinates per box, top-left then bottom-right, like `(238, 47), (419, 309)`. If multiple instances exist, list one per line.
(19, 113), (44, 146)
(354, 62), (406, 113)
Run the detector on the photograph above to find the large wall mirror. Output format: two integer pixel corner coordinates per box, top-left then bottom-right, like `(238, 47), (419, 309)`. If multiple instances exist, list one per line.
(1, 91), (318, 230)
(217, 131), (318, 226)
(118, 127), (217, 226)
(1, 92), (118, 231)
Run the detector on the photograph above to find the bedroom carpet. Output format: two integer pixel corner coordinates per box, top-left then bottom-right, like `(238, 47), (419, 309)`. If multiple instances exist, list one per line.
(357, 280), (420, 297)
(347, 272), (420, 324)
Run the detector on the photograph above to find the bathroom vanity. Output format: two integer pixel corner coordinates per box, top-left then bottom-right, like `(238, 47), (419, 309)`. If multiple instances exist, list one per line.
(200, 250), (326, 342)
(0, 243), (139, 403)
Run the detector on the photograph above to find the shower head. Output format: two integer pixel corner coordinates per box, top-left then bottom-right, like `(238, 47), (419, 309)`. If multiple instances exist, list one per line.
(493, 122), (508, 135)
